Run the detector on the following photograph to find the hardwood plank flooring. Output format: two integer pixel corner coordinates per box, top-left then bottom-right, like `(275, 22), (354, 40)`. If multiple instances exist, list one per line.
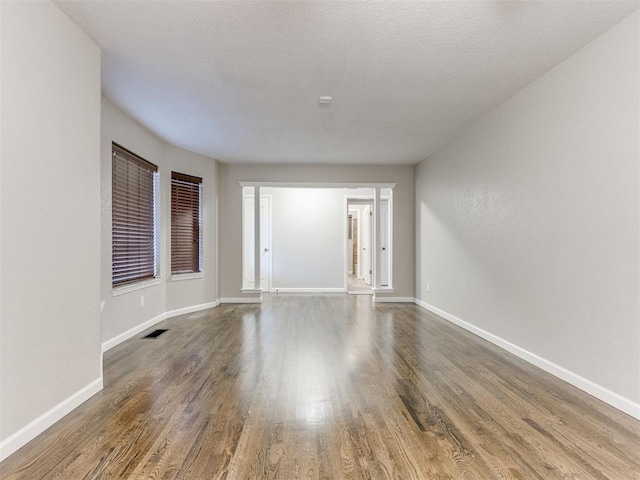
(1, 294), (638, 479)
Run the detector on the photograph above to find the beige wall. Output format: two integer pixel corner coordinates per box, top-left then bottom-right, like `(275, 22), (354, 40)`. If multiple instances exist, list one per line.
(0, 0), (101, 456)
(220, 164), (414, 299)
(415, 12), (640, 411)
(101, 98), (219, 345)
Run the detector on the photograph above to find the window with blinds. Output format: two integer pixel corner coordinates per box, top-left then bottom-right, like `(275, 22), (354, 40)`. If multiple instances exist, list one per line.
(112, 143), (159, 287)
(171, 172), (203, 275)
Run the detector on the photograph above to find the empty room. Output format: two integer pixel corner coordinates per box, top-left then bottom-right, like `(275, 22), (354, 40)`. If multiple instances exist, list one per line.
(0, 1), (638, 479)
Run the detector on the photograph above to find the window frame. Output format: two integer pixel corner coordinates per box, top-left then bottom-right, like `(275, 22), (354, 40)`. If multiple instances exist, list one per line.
(111, 142), (159, 289)
(170, 171), (203, 276)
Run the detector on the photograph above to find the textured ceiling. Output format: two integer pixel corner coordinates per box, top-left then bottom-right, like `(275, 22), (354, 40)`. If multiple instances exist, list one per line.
(55, 0), (639, 165)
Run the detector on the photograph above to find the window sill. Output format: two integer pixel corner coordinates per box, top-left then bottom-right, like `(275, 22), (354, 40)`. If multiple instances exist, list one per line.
(112, 278), (161, 296)
(171, 272), (204, 282)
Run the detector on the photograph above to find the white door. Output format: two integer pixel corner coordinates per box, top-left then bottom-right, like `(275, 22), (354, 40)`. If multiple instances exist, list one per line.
(242, 195), (271, 290)
(362, 205), (372, 285)
(379, 200), (389, 287)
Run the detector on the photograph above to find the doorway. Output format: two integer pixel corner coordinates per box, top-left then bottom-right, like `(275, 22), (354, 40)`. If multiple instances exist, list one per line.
(346, 195), (391, 295)
(240, 182), (394, 297)
(347, 200), (373, 295)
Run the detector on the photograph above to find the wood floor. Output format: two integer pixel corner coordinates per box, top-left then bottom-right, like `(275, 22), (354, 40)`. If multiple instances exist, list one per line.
(1, 295), (638, 479)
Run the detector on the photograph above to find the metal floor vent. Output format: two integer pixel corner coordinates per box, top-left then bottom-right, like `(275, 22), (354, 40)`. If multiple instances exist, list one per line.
(143, 329), (168, 339)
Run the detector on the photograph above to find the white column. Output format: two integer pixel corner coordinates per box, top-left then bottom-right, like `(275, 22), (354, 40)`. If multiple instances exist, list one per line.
(373, 186), (381, 290)
(254, 186), (261, 290)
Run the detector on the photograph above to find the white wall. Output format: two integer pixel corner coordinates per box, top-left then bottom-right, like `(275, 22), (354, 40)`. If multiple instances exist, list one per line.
(220, 164), (414, 300)
(263, 188), (368, 291)
(164, 145), (220, 312)
(101, 98), (220, 347)
(415, 12), (640, 414)
(0, 0), (102, 458)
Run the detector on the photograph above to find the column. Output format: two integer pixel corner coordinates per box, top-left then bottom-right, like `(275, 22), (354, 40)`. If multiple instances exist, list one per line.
(254, 186), (261, 290)
(373, 186), (381, 290)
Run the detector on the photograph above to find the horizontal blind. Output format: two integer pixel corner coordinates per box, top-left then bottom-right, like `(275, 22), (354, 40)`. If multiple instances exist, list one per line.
(112, 143), (158, 286)
(171, 172), (203, 274)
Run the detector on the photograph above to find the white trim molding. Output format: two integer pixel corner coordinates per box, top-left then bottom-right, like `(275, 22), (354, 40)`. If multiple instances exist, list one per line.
(102, 312), (167, 353)
(372, 287), (395, 293)
(165, 301), (220, 319)
(271, 288), (346, 293)
(112, 277), (161, 296)
(170, 272), (204, 282)
(102, 301), (221, 354)
(0, 378), (103, 462)
(413, 298), (640, 420)
(240, 288), (262, 294)
(220, 297), (262, 304)
(374, 296), (414, 303)
(239, 181), (397, 189)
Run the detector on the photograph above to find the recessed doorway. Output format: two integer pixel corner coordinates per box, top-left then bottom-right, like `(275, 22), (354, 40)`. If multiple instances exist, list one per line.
(347, 201), (373, 295)
(345, 193), (391, 295)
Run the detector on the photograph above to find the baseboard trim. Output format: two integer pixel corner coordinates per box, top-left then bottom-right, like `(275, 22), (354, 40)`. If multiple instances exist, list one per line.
(165, 300), (220, 319)
(102, 312), (168, 353)
(413, 298), (640, 420)
(220, 297), (262, 304)
(374, 296), (415, 303)
(4, 300), (223, 463)
(0, 378), (103, 462)
(271, 288), (347, 293)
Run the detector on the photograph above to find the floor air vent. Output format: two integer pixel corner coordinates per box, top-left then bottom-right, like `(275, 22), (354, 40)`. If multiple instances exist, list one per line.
(143, 329), (168, 338)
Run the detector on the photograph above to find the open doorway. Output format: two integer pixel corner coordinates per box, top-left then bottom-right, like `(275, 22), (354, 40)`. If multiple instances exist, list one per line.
(347, 201), (373, 295)
(346, 193), (391, 295)
(240, 183), (394, 297)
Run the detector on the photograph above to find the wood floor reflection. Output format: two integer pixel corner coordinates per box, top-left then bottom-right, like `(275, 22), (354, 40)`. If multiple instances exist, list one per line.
(1, 294), (638, 479)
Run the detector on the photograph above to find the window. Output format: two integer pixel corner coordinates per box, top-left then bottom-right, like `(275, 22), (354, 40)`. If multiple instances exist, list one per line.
(112, 143), (159, 287)
(171, 172), (203, 275)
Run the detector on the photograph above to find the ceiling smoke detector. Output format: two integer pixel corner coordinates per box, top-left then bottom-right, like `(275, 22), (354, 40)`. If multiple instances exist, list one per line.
(318, 95), (333, 105)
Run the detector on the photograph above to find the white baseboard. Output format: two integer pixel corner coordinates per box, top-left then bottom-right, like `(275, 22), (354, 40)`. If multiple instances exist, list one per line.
(220, 297), (262, 304)
(271, 288), (347, 293)
(3, 299), (224, 463)
(165, 300), (220, 319)
(0, 378), (103, 462)
(102, 301), (221, 354)
(101, 312), (167, 353)
(374, 296), (414, 303)
(413, 298), (640, 420)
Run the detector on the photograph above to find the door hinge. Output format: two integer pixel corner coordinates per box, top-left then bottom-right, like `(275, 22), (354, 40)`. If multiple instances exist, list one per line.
(370, 211), (373, 216)
(370, 269), (372, 274)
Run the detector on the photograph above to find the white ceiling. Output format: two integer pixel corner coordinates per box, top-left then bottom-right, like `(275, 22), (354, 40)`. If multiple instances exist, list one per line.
(55, 0), (639, 165)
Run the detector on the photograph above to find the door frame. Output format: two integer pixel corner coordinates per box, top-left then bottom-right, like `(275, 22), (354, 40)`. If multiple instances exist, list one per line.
(239, 182), (396, 298)
(344, 195), (392, 291)
(344, 196), (374, 291)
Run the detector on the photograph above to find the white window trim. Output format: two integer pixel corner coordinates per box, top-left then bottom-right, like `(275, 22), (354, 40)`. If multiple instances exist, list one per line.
(171, 272), (204, 282)
(112, 277), (161, 296)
